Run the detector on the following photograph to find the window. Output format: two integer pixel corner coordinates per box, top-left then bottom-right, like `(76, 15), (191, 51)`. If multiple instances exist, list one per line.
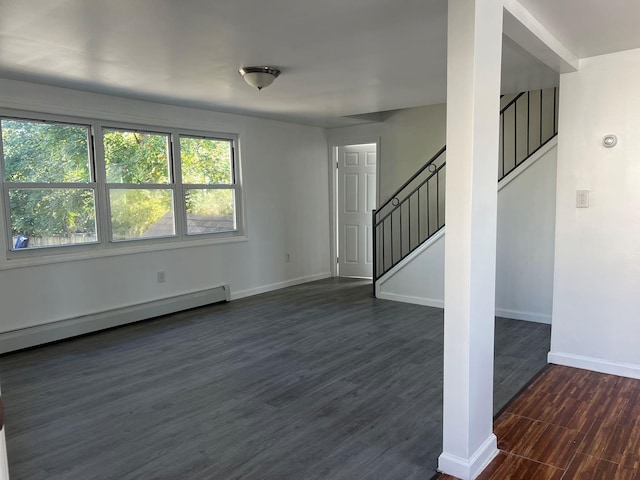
(180, 136), (237, 235)
(104, 129), (175, 241)
(1, 118), (98, 250)
(0, 112), (242, 258)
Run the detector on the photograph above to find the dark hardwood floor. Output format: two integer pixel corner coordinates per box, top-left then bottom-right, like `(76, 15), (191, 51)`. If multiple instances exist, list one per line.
(439, 365), (640, 479)
(0, 278), (550, 480)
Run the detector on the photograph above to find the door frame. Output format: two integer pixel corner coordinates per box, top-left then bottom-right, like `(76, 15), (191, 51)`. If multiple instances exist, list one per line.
(328, 137), (381, 278)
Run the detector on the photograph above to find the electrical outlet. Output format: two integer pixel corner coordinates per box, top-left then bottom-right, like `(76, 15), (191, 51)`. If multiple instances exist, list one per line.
(157, 271), (166, 283)
(285, 253), (291, 263)
(576, 190), (590, 208)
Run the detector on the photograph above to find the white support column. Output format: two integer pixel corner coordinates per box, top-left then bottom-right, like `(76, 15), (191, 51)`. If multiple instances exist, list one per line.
(437, 0), (503, 479)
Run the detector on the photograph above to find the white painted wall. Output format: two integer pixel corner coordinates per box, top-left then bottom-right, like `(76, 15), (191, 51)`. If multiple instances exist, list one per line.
(326, 104), (447, 202)
(376, 231), (446, 308)
(377, 140), (557, 323)
(496, 144), (557, 323)
(330, 98), (558, 324)
(549, 48), (640, 377)
(0, 79), (331, 335)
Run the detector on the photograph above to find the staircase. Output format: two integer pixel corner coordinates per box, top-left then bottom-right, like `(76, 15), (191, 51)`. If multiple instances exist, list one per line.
(372, 87), (559, 290)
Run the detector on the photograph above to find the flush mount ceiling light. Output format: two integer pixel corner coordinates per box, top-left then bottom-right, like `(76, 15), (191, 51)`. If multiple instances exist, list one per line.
(238, 66), (281, 91)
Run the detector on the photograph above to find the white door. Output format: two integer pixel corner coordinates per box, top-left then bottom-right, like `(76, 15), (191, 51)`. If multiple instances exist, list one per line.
(337, 143), (376, 278)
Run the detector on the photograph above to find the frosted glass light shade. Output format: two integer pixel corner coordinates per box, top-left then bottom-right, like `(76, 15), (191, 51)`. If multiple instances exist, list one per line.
(239, 67), (281, 91)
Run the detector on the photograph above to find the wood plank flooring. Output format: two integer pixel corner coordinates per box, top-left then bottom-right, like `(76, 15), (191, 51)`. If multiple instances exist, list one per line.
(0, 278), (550, 480)
(438, 365), (640, 480)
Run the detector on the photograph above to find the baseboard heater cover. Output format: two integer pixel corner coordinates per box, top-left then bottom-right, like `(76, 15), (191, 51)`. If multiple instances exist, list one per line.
(0, 285), (230, 355)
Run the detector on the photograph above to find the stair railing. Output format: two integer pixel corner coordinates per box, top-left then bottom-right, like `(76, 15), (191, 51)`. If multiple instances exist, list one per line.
(499, 88), (558, 181)
(372, 87), (558, 292)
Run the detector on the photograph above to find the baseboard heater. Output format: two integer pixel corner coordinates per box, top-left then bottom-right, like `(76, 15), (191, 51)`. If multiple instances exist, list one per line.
(0, 285), (230, 355)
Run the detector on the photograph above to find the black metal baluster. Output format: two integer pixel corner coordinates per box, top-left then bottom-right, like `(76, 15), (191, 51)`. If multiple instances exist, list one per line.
(514, 99), (518, 168)
(390, 214), (394, 267)
(501, 113), (505, 180)
(399, 203), (403, 260)
(381, 222), (385, 274)
(427, 179), (431, 237)
(408, 197), (412, 252)
(372, 209), (377, 294)
(417, 189), (421, 243)
(527, 91), (530, 156)
(553, 87), (557, 134)
(436, 171), (440, 229)
(539, 89), (543, 146)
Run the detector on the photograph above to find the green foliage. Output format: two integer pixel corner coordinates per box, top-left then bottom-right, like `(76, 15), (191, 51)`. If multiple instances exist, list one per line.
(2, 120), (235, 242)
(110, 189), (173, 240)
(104, 130), (170, 184)
(185, 189), (234, 216)
(103, 130), (173, 238)
(8, 189), (96, 238)
(181, 137), (234, 216)
(180, 136), (232, 184)
(2, 119), (94, 238)
(2, 119), (90, 183)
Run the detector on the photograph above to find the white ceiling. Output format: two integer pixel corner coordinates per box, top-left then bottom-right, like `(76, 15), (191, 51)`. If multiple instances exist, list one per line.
(0, 0), (636, 127)
(517, 0), (640, 58)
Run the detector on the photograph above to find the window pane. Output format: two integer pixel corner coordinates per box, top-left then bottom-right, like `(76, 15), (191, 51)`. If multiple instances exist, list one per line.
(2, 119), (91, 183)
(180, 136), (232, 184)
(104, 129), (170, 184)
(185, 189), (236, 234)
(8, 188), (97, 248)
(109, 189), (174, 240)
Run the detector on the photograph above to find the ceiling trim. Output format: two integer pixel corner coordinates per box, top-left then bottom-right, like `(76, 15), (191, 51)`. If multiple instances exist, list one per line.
(503, 0), (579, 73)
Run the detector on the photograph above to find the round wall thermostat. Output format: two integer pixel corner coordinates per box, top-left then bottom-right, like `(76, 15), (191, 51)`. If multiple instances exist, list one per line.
(603, 135), (618, 148)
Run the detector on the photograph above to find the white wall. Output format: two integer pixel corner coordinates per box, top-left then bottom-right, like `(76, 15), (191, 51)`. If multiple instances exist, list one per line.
(0, 79), (331, 335)
(329, 99), (557, 323)
(376, 231), (445, 308)
(377, 142), (557, 323)
(549, 48), (640, 377)
(496, 144), (557, 322)
(326, 104), (447, 201)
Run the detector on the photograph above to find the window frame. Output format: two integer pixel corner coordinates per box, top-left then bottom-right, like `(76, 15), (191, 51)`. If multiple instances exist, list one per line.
(0, 114), (103, 256)
(0, 109), (245, 264)
(178, 133), (240, 237)
(101, 126), (177, 243)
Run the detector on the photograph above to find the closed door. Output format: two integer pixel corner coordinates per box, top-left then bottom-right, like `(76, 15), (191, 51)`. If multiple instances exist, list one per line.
(337, 144), (376, 278)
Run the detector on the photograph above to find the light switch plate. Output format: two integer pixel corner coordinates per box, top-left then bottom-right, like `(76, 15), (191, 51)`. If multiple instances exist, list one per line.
(576, 190), (590, 208)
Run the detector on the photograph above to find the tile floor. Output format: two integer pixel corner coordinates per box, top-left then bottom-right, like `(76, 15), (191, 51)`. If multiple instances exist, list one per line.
(438, 364), (640, 479)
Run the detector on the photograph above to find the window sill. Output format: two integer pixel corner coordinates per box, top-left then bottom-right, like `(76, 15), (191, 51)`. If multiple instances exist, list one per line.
(0, 234), (248, 270)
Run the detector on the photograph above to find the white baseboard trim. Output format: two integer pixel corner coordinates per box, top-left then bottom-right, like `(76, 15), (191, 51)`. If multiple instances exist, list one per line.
(231, 272), (332, 300)
(373, 296), (550, 324)
(438, 434), (498, 480)
(0, 274), (333, 355)
(495, 308), (551, 324)
(376, 291), (444, 309)
(548, 352), (640, 380)
(0, 285), (230, 355)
